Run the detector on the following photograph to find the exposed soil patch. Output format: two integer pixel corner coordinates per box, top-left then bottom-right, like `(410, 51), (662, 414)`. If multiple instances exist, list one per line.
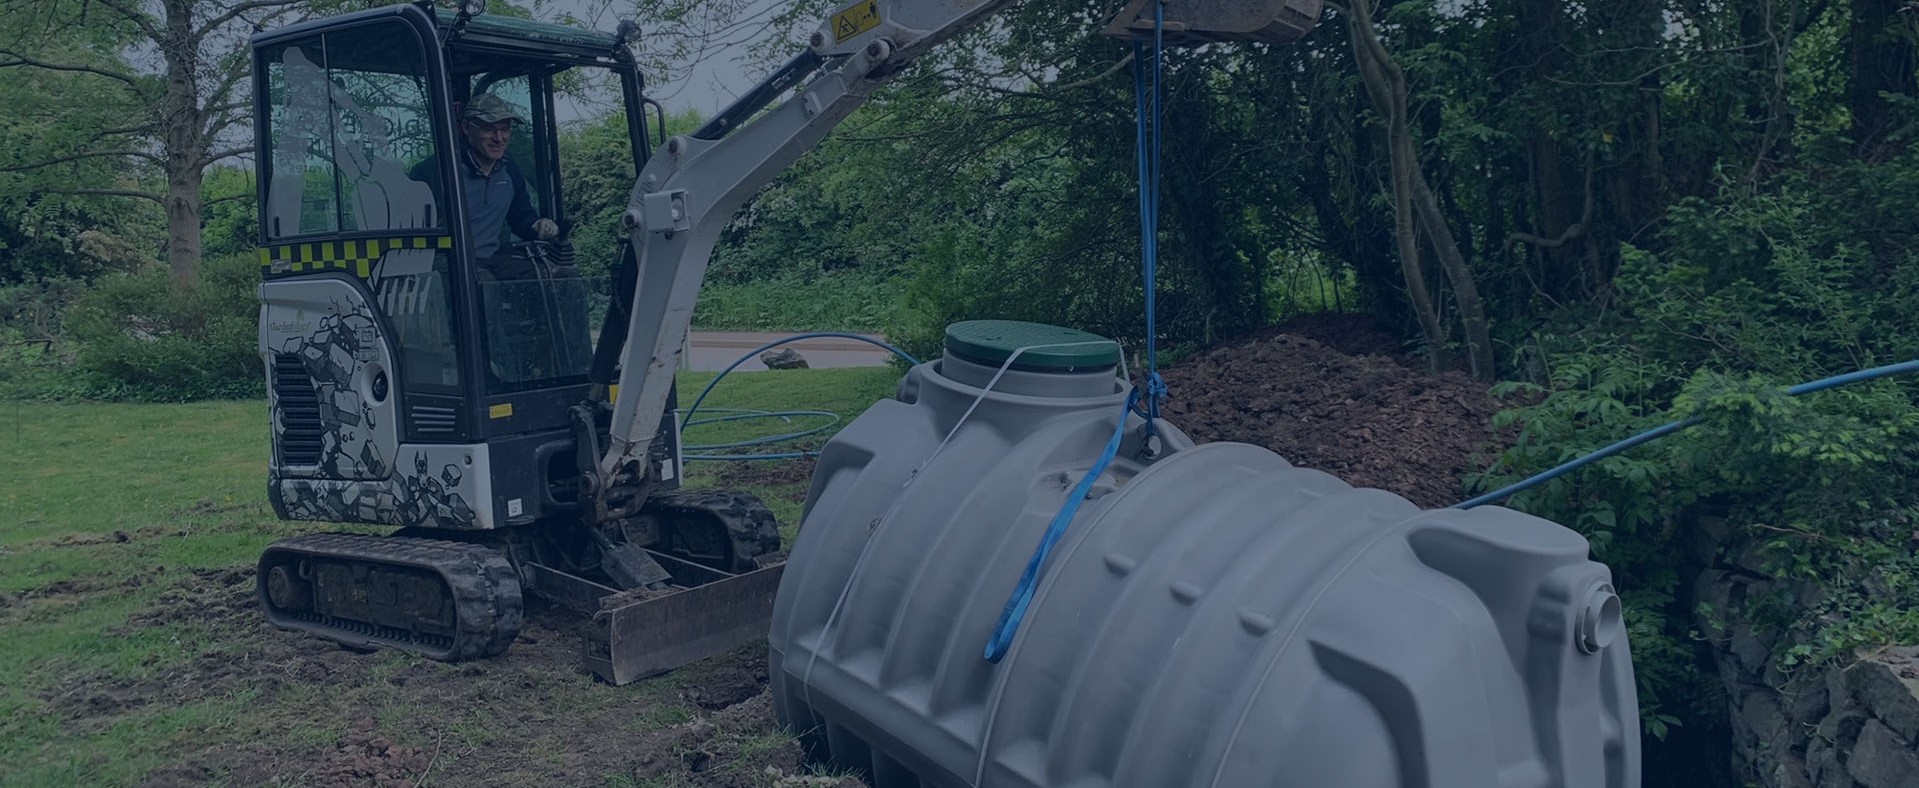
(304, 720), (435, 787)
(713, 457), (818, 491)
(1161, 328), (1509, 508)
(1259, 313), (1420, 364)
(35, 566), (834, 787)
(51, 530), (130, 547)
(678, 659), (768, 711)
(13, 573), (149, 606)
(21, 577), (106, 597)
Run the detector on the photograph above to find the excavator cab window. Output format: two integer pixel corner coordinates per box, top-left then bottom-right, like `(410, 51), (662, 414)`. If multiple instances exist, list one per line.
(446, 62), (617, 393)
(257, 17), (466, 396)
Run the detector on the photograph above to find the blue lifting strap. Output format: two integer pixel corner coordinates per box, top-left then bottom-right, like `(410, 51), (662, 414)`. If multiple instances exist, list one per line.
(985, 2), (1169, 664)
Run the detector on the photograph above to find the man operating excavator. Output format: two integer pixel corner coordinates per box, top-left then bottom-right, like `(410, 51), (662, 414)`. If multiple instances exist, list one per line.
(410, 91), (559, 282)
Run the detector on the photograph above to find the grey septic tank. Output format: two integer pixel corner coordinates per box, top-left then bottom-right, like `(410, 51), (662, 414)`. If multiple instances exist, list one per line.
(768, 320), (1641, 788)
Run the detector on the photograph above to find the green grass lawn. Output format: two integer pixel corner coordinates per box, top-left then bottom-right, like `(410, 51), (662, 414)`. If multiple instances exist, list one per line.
(0, 366), (899, 786)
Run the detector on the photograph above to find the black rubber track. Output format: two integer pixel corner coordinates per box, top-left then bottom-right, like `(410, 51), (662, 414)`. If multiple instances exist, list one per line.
(643, 489), (783, 572)
(257, 533), (523, 660)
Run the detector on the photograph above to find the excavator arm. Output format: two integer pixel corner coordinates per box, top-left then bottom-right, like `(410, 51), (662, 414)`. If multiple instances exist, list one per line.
(600, 0), (930, 484)
(576, 0), (1319, 684)
(597, 0), (1321, 488)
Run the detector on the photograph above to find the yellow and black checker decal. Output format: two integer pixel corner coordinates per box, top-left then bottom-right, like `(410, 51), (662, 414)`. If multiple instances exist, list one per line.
(260, 236), (453, 278)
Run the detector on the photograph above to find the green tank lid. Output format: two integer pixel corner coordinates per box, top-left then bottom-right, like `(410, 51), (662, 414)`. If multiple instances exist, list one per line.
(943, 320), (1120, 371)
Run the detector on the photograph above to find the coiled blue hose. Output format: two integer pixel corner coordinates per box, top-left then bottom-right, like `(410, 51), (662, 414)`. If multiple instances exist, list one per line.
(679, 332), (921, 462)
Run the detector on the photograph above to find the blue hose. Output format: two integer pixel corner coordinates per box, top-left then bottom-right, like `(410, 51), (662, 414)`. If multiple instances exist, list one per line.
(679, 332), (921, 462)
(682, 408), (842, 450)
(1454, 358), (1919, 509)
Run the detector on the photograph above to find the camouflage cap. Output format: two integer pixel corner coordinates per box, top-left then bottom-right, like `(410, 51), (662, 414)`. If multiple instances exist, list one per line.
(463, 93), (525, 125)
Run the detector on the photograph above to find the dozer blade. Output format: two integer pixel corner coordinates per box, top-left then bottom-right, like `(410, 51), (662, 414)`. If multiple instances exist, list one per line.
(583, 553), (786, 685)
(1102, 0), (1321, 45)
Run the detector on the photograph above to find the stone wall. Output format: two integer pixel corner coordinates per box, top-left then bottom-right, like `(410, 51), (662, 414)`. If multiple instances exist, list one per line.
(1695, 558), (1919, 788)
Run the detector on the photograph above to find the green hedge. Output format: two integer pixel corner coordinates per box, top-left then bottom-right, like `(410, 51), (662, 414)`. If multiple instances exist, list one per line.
(59, 253), (263, 401)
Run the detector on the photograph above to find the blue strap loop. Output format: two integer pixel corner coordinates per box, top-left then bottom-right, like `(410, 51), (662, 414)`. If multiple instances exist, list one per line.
(984, 3), (1169, 665)
(985, 387), (1141, 663)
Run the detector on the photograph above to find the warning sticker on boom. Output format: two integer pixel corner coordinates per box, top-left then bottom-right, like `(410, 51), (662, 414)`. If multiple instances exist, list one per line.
(832, 0), (881, 43)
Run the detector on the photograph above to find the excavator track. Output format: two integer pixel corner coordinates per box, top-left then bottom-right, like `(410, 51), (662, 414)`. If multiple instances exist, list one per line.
(638, 489), (784, 573)
(257, 533), (523, 661)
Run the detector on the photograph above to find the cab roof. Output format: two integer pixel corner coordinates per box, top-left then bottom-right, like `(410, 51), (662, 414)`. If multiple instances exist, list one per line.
(431, 9), (624, 59)
(252, 2), (629, 65)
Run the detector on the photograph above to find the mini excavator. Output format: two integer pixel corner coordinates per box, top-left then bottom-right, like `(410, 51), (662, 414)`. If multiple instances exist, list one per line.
(249, 0), (1320, 683)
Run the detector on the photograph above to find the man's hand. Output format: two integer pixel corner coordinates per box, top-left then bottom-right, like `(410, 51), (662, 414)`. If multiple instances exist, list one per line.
(533, 218), (558, 240)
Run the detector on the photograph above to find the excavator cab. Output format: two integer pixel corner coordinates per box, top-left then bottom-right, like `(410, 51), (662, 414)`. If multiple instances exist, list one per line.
(254, 2), (650, 504)
(251, 1), (782, 679)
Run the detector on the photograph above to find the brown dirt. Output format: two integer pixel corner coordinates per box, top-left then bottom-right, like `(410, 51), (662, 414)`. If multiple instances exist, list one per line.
(1253, 313), (1421, 363)
(51, 530), (131, 546)
(713, 457), (818, 500)
(1161, 319), (1509, 508)
(37, 567), (839, 788)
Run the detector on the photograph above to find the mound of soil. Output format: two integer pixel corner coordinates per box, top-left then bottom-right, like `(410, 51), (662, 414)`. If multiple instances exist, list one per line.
(1161, 325), (1508, 508)
(1253, 313), (1420, 362)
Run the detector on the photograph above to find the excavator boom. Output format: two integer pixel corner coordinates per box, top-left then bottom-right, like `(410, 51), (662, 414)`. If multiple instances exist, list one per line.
(596, 0), (1324, 490)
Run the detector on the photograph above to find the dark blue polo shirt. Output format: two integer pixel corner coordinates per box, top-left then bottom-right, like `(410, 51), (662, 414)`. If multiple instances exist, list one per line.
(409, 147), (537, 259)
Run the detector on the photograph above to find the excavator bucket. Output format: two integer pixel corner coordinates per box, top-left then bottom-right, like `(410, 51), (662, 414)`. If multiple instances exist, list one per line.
(1102, 0), (1322, 46)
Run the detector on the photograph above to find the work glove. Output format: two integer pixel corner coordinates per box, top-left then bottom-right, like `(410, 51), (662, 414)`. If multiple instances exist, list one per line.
(533, 218), (558, 240)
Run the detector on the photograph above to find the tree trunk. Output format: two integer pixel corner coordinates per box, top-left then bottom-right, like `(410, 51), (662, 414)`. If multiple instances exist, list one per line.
(1347, 1), (1448, 373)
(162, 0), (206, 287)
(165, 168), (204, 285)
(1409, 166), (1495, 380)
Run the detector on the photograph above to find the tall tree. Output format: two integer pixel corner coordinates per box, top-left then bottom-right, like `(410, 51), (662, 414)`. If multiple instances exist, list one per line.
(0, 19), (162, 282)
(0, 0), (307, 285)
(1344, 0), (1493, 379)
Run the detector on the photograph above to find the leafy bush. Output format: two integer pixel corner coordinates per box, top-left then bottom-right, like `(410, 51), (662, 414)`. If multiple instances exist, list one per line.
(0, 277), (84, 339)
(201, 166), (259, 259)
(693, 269), (906, 333)
(0, 278), (87, 398)
(62, 253), (263, 400)
(1475, 155), (1919, 737)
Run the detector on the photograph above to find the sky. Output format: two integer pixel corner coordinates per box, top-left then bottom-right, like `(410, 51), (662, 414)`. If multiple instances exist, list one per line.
(536, 0), (806, 117)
